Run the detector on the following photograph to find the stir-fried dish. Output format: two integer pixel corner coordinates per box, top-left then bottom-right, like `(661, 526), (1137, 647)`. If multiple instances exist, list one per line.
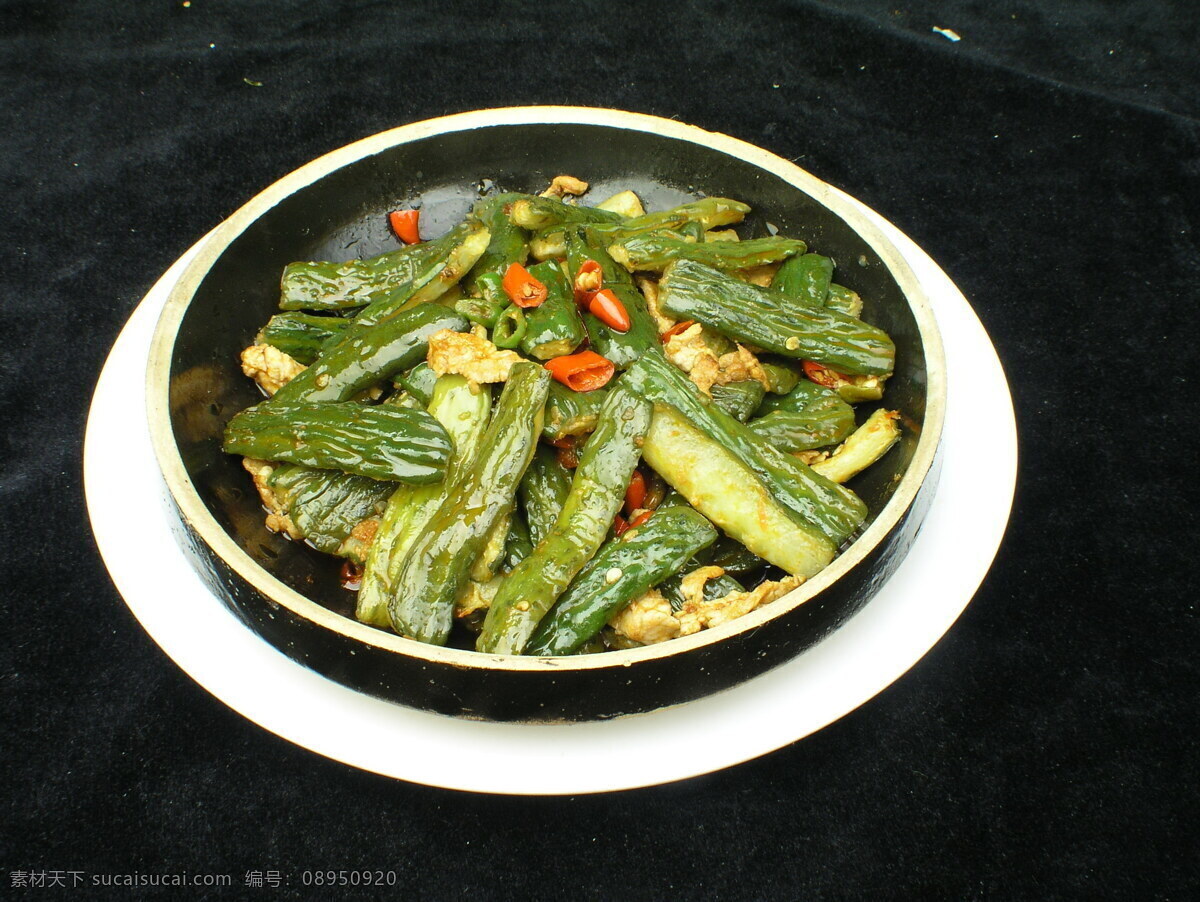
(223, 177), (904, 656)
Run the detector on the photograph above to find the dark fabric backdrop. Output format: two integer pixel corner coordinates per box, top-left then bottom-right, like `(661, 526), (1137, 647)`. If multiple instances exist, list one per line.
(3, 1), (1197, 899)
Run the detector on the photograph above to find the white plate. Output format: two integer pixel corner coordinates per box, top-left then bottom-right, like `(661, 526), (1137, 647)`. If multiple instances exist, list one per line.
(84, 206), (1015, 796)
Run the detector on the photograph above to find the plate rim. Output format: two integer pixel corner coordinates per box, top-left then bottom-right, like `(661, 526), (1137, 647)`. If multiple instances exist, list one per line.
(85, 201), (1016, 794)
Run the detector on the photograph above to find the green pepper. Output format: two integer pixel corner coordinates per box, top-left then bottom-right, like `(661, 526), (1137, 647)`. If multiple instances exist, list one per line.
(588, 197), (751, 244)
(541, 381), (607, 443)
(266, 464), (393, 556)
(352, 222), (492, 326)
(709, 380), (767, 422)
(257, 312), (351, 364)
(623, 349), (865, 545)
(508, 195), (622, 230)
(749, 381), (856, 452)
(658, 259), (895, 376)
(520, 444), (574, 547)
(477, 383), (653, 655)
(520, 261), (586, 360)
(759, 359), (802, 395)
(608, 232), (806, 273)
(826, 283), (864, 318)
(503, 509), (535, 571)
(223, 401), (452, 484)
(393, 361), (437, 405)
(493, 304), (528, 349)
(640, 402), (836, 577)
(279, 237), (452, 311)
(388, 362), (550, 645)
(355, 374), (492, 627)
(771, 253), (833, 307)
(524, 507), (718, 655)
(268, 305), (467, 406)
(463, 193), (529, 295)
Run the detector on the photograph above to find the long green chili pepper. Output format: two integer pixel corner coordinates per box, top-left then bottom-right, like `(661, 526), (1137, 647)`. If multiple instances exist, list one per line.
(355, 374), (492, 627)
(658, 259), (895, 376)
(268, 305), (468, 406)
(541, 381), (608, 442)
(493, 304), (528, 349)
(464, 193), (529, 294)
(266, 464), (393, 556)
(525, 506), (719, 656)
(520, 444), (574, 546)
(748, 380), (856, 452)
(257, 312), (351, 364)
(388, 363), (550, 645)
(477, 383), (653, 655)
(771, 253), (834, 307)
(608, 232), (806, 273)
(623, 349), (866, 545)
(223, 401), (452, 484)
(279, 237), (452, 311)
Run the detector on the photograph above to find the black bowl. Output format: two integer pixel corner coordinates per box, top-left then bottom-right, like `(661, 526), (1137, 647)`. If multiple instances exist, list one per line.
(148, 107), (945, 722)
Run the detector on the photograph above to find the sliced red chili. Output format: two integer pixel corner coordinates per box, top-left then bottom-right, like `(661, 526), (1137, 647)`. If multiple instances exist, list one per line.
(588, 288), (631, 333)
(802, 360), (844, 389)
(388, 209), (421, 244)
(502, 262), (548, 308)
(628, 510), (652, 530)
(660, 319), (696, 343)
(573, 259), (603, 306)
(613, 514), (629, 537)
(624, 470), (646, 515)
(543, 350), (615, 392)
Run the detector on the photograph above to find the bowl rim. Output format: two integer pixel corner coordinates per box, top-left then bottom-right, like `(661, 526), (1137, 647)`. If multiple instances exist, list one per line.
(146, 105), (947, 674)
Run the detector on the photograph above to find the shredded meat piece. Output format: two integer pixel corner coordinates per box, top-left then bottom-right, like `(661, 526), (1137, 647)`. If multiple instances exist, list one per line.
(241, 458), (303, 540)
(636, 276), (677, 334)
(662, 324), (770, 394)
(675, 574), (806, 636)
(426, 327), (523, 388)
(240, 344), (306, 395)
(539, 174), (589, 198)
(608, 589), (681, 645)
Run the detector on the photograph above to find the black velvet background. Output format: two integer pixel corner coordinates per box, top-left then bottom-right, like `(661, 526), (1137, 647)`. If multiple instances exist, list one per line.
(3, 1), (1198, 898)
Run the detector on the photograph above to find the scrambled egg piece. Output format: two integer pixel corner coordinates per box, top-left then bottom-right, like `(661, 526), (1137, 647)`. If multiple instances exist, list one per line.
(663, 323), (771, 395)
(539, 174), (589, 198)
(239, 344), (305, 395)
(427, 327), (523, 388)
(741, 264), (780, 287)
(608, 589), (681, 645)
(795, 449), (831, 467)
(241, 458), (303, 540)
(456, 576), (501, 620)
(636, 276), (677, 334)
(675, 572), (806, 636)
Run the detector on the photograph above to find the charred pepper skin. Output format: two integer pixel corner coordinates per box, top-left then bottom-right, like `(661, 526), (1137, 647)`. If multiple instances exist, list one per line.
(525, 506), (718, 656)
(658, 259), (895, 376)
(223, 401), (452, 483)
(477, 383), (653, 655)
(268, 305), (468, 406)
(387, 363), (550, 646)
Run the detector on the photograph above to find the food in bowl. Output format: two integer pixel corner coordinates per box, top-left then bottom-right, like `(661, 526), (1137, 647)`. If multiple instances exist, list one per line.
(222, 175), (904, 657)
